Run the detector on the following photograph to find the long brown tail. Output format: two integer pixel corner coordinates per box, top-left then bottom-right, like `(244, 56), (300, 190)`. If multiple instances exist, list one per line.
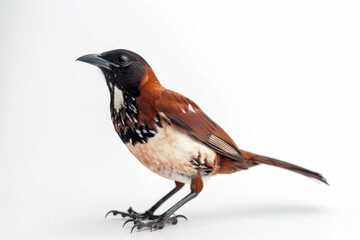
(249, 153), (328, 185)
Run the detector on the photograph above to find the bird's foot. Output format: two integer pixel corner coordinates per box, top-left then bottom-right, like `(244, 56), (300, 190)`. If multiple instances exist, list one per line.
(125, 214), (187, 233)
(105, 207), (157, 220)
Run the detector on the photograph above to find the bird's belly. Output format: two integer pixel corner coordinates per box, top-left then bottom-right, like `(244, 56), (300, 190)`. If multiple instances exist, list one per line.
(125, 124), (217, 183)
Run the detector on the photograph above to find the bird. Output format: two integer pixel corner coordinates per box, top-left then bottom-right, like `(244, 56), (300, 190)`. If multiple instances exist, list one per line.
(77, 49), (328, 232)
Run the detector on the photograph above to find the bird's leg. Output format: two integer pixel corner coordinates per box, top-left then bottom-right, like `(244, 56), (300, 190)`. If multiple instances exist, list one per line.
(129, 175), (203, 232)
(106, 181), (184, 220)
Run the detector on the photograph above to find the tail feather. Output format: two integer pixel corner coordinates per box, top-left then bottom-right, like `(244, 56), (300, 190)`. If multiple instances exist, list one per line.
(251, 154), (328, 185)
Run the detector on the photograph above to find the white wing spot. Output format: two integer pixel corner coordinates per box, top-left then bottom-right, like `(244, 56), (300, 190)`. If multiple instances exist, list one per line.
(188, 104), (195, 113)
(181, 108), (186, 113)
(159, 112), (166, 118)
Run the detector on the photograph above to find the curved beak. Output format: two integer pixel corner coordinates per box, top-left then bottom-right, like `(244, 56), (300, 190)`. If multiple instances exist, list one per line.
(76, 54), (119, 70)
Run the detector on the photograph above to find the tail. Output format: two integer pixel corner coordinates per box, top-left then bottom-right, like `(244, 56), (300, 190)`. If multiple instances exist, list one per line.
(248, 153), (328, 185)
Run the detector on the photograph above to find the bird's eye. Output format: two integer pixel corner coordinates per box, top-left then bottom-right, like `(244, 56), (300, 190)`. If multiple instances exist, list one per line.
(117, 55), (128, 65)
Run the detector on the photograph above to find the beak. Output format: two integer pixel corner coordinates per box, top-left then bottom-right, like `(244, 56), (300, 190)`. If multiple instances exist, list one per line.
(76, 53), (119, 70)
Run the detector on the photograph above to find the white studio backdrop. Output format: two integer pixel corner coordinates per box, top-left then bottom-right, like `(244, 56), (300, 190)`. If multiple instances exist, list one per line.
(0, 0), (359, 239)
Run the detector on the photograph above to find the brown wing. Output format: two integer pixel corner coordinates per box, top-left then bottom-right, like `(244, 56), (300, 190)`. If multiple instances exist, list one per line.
(155, 89), (245, 163)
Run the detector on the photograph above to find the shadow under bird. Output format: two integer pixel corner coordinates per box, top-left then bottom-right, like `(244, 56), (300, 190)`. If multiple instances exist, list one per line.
(77, 49), (328, 232)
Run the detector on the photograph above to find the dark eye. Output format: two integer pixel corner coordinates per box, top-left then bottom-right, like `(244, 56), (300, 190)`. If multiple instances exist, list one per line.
(117, 55), (128, 65)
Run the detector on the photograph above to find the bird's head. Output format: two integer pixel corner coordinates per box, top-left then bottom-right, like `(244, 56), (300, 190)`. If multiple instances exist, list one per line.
(77, 49), (155, 97)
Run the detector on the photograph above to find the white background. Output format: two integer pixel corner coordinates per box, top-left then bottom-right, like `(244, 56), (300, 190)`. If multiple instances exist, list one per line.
(1, 0), (359, 239)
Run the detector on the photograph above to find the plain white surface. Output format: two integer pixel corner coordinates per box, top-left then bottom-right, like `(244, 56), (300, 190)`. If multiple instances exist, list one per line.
(1, 0), (359, 239)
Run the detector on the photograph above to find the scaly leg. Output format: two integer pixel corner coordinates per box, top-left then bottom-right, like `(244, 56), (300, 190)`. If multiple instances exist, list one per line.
(105, 181), (184, 221)
(128, 175), (203, 232)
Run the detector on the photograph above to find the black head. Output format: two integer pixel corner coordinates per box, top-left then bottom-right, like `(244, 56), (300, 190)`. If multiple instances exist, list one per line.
(77, 49), (149, 97)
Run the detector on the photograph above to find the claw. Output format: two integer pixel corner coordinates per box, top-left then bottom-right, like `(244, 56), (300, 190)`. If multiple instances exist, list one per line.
(105, 210), (117, 218)
(175, 215), (187, 221)
(123, 219), (136, 228)
(105, 210), (128, 219)
(127, 214), (183, 233)
(131, 225), (137, 234)
(130, 221), (143, 233)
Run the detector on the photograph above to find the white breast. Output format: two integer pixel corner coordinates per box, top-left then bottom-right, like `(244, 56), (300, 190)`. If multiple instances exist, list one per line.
(126, 123), (217, 183)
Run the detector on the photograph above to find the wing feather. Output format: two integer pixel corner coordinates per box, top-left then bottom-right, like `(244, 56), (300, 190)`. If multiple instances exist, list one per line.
(155, 90), (244, 163)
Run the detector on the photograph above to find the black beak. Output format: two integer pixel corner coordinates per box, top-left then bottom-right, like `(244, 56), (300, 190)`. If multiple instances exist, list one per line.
(76, 54), (119, 70)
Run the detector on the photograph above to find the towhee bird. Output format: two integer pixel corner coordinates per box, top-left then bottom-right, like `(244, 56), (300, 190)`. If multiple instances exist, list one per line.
(77, 49), (327, 232)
